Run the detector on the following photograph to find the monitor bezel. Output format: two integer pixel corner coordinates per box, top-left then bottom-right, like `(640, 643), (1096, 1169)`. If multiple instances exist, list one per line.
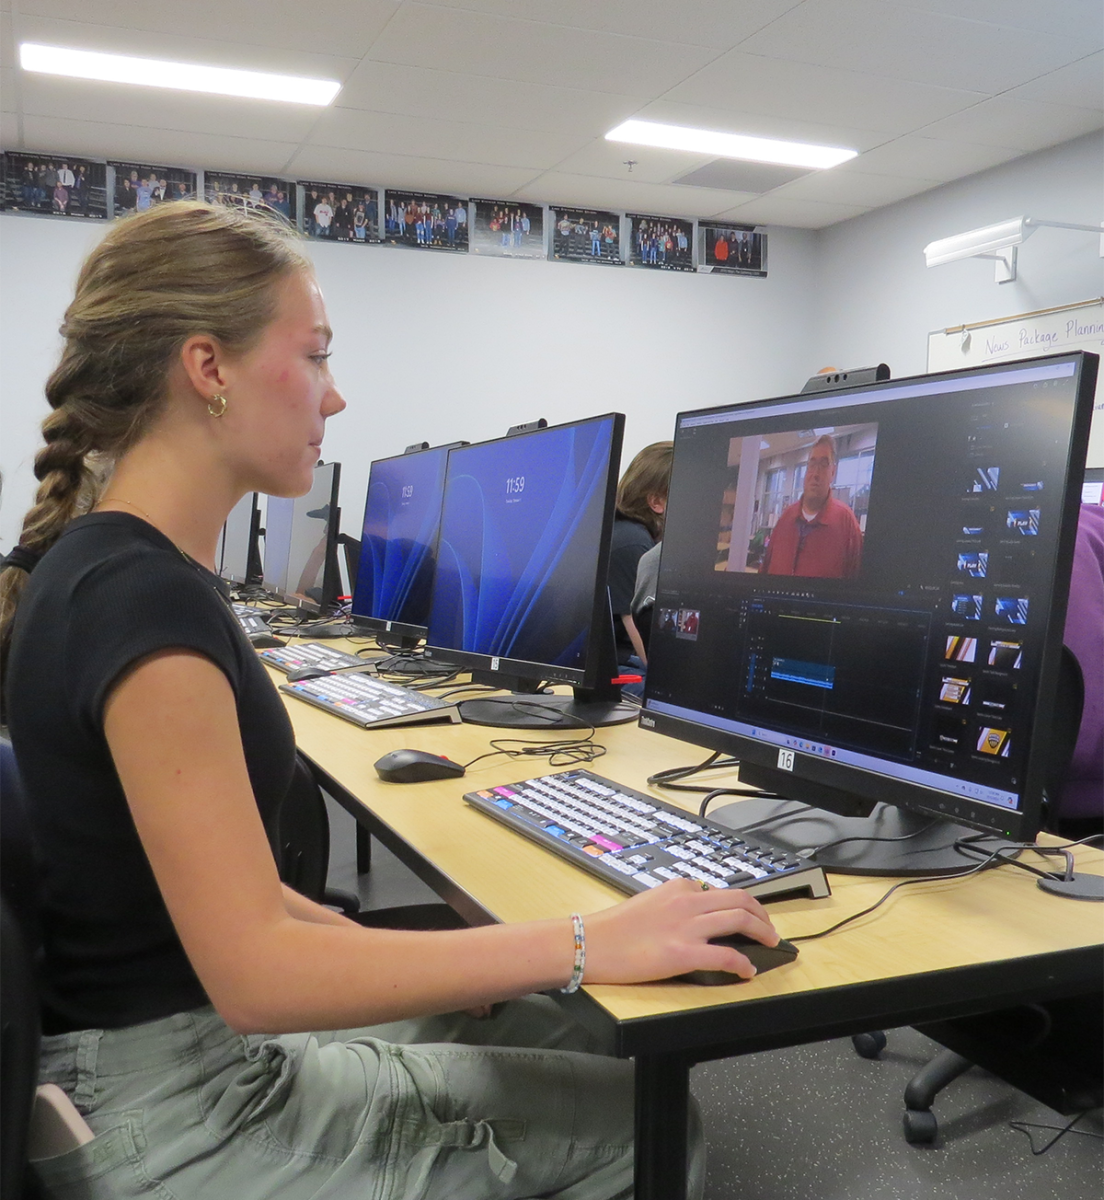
(639, 351), (1097, 844)
(421, 412), (625, 691)
(349, 442), (458, 642)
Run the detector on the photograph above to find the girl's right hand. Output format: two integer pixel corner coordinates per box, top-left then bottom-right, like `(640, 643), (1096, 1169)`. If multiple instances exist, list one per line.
(581, 878), (780, 984)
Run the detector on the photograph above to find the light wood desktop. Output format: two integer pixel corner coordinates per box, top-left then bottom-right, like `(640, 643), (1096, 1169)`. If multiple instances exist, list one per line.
(272, 660), (1104, 1200)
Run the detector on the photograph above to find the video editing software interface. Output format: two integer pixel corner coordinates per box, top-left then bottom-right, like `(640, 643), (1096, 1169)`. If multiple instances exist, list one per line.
(643, 354), (1093, 832)
(350, 445), (451, 633)
(425, 413), (622, 685)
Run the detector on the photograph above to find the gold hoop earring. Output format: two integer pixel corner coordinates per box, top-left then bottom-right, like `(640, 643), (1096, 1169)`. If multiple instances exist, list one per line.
(207, 394), (227, 418)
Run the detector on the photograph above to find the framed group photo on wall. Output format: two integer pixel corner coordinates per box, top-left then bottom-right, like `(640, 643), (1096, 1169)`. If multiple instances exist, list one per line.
(2, 151), (107, 219)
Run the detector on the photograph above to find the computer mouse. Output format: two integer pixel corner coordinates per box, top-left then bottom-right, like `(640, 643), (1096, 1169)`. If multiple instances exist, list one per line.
(373, 749), (467, 784)
(286, 666), (330, 682)
(680, 933), (799, 986)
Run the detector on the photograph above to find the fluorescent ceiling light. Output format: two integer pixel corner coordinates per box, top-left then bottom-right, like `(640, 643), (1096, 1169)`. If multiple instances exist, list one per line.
(19, 42), (340, 106)
(605, 119), (857, 170)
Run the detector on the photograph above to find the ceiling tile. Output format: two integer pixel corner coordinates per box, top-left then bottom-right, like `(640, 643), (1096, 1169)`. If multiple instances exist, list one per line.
(739, 0), (1089, 94)
(893, 0), (1104, 44)
(16, 0), (401, 59)
(308, 107), (586, 170)
(665, 50), (986, 135)
(513, 171), (757, 218)
(366, 3), (715, 94)
(718, 194), (871, 228)
(1007, 52), (1104, 110)
(285, 143), (542, 196)
(844, 135), (1023, 182)
(19, 75), (323, 144)
(919, 95), (1103, 151)
(674, 160), (811, 192)
(336, 60), (645, 137)
(1, 12), (15, 69)
(20, 114), (300, 174)
(1, 65), (17, 111)
(14, 13), (361, 80)
(636, 98), (888, 153)
(537, 137), (715, 185)
(772, 167), (942, 207)
(413, 0), (802, 48)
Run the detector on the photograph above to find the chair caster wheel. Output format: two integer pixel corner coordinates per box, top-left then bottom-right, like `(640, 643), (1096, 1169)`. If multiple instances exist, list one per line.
(903, 1108), (938, 1144)
(852, 1031), (887, 1059)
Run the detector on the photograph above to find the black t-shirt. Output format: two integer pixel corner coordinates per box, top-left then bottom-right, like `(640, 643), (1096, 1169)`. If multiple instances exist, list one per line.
(6, 513), (296, 1034)
(607, 517), (655, 657)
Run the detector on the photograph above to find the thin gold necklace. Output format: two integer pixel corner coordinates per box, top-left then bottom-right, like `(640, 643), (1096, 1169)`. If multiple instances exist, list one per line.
(97, 498), (232, 608)
(99, 497), (157, 524)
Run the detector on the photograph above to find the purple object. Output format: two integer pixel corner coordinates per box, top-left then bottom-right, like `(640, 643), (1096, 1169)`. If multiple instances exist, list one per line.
(1061, 504), (1104, 818)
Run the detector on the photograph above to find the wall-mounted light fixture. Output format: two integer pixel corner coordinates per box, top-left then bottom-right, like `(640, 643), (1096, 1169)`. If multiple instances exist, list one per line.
(923, 216), (1104, 284)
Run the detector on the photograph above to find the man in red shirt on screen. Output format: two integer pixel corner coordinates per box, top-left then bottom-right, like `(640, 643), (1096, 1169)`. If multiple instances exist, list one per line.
(760, 434), (863, 578)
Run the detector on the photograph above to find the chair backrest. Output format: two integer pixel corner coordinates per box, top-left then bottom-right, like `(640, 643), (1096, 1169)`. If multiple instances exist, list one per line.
(0, 740), (43, 1200)
(275, 752), (332, 904)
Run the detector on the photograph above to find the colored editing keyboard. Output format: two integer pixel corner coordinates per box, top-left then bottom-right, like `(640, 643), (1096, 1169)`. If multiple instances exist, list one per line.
(464, 769), (831, 902)
(280, 671), (461, 729)
(259, 641), (365, 674)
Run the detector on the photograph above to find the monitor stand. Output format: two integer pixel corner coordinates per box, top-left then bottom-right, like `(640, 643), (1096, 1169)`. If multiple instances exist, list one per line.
(459, 672), (637, 730)
(707, 762), (1018, 878)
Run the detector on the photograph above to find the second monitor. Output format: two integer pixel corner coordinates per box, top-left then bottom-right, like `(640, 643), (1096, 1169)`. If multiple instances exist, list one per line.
(423, 413), (636, 729)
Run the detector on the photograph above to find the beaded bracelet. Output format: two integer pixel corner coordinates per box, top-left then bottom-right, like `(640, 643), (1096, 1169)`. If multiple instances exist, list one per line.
(560, 913), (586, 993)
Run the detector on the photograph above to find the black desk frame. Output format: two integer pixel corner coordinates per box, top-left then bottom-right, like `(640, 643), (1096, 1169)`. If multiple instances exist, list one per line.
(309, 757), (1104, 1200)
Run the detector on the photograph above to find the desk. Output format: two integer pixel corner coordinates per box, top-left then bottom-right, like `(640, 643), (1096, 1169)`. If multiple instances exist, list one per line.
(274, 669), (1104, 1200)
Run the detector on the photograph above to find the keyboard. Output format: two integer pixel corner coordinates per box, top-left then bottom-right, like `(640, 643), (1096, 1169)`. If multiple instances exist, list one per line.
(232, 604), (274, 637)
(280, 672), (461, 729)
(258, 641), (366, 674)
(464, 768), (831, 903)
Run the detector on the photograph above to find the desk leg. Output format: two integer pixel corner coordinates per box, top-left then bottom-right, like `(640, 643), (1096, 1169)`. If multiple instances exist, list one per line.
(634, 1053), (690, 1200)
(356, 824), (372, 874)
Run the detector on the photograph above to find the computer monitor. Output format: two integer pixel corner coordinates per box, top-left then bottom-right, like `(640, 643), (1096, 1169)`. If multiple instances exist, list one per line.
(219, 491), (261, 585)
(640, 351), (1097, 874)
(423, 412), (636, 729)
(261, 462), (342, 612)
(349, 443), (457, 647)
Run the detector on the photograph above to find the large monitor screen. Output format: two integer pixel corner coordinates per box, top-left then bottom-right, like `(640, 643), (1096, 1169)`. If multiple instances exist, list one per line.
(425, 413), (623, 689)
(350, 444), (452, 638)
(641, 352), (1096, 846)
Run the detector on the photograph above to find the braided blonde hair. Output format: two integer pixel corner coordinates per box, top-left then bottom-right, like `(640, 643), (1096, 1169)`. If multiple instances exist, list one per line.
(0, 200), (309, 666)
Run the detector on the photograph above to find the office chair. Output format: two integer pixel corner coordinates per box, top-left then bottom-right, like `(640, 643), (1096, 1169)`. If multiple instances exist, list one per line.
(1, 739), (93, 1199)
(279, 750), (466, 932)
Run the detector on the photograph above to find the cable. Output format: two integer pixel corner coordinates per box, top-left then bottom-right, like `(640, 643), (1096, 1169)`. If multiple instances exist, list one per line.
(1009, 1111), (1102, 1155)
(792, 831), (1104, 942)
(461, 724), (607, 771)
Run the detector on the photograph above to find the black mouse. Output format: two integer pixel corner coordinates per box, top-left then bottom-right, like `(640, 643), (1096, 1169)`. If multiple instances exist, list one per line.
(286, 666), (330, 682)
(680, 933), (799, 986)
(374, 749), (467, 784)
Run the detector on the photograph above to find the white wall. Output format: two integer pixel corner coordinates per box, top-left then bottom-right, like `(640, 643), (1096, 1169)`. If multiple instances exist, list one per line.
(0, 214), (817, 547)
(811, 132), (1104, 378)
(2, 131), (1100, 550)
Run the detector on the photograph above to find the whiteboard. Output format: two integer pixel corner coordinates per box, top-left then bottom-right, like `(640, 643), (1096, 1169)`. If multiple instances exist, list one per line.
(927, 297), (1104, 468)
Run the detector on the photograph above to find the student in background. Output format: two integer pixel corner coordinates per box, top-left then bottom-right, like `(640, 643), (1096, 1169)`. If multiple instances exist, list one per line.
(0, 202), (778, 1200)
(608, 441), (673, 678)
